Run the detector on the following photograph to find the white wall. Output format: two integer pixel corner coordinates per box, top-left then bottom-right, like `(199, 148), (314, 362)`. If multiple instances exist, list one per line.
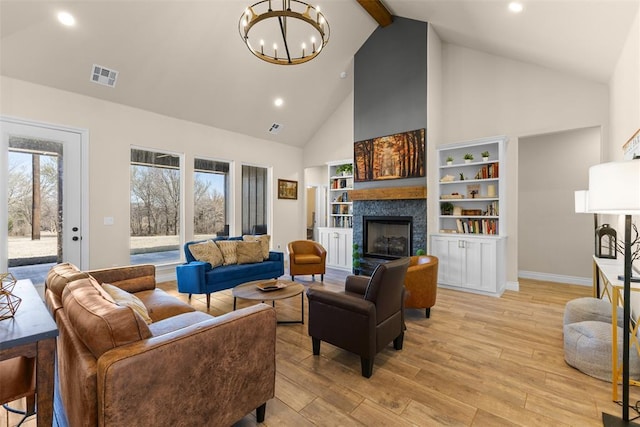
(609, 9), (640, 162)
(426, 24), (443, 241)
(440, 43), (609, 286)
(303, 91), (353, 169)
(1, 76), (304, 270)
(518, 127), (600, 284)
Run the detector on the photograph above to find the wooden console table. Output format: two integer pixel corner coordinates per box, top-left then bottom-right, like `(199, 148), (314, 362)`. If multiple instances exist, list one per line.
(0, 279), (58, 426)
(592, 256), (640, 401)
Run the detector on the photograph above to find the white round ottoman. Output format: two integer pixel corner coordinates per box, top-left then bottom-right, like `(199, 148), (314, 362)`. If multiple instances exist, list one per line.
(563, 320), (640, 381)
(564, 297), (624, 327)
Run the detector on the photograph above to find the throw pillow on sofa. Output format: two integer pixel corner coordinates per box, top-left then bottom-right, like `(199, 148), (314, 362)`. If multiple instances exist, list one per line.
(189, 240), (224, 268)
(243, 234), (271, 260)
(102, 283), (153, 324)
(237, 241), (264, 265)
(216, 240), (238, 265)
(62, 276), (152, 358)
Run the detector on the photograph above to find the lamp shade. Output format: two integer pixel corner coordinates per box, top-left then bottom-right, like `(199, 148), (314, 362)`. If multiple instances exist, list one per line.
(588, 160), (640, 214)
(574, 190), (589, 213)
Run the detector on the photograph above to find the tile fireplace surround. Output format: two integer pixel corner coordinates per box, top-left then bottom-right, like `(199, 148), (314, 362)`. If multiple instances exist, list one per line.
(353, 199), (427, 259)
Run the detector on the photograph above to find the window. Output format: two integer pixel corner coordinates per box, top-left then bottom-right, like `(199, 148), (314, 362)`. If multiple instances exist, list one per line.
(194, 158), (229, 238)
(130, 148), (181, 264)
(7, 138), (62, 268)
(241, 165), (268, 235)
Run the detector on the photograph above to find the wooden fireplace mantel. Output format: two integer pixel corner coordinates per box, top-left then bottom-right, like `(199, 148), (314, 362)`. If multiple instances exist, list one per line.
(350, 186), (427, 201)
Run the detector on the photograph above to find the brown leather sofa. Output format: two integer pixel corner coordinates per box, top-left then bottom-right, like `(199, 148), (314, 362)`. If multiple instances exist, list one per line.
(404, 255), (439, 318)
(306, 257), (410, 378)
(45, 263), (276, 427)
(288, 240), (327, 281)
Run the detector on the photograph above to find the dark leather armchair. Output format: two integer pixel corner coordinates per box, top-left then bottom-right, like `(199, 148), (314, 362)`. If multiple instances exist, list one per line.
(404, 255), (438, 318)
(288, 240), (327, 281)
(306, 257), (410, 378)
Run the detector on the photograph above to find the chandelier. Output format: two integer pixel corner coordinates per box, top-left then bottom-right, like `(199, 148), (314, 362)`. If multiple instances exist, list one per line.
(239, 0), (330, 65)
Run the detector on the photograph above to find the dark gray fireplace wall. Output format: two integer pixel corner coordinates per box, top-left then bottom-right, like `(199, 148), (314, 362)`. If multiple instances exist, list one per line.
(352, 16), (428, 256)
(354, 17), (427, 154)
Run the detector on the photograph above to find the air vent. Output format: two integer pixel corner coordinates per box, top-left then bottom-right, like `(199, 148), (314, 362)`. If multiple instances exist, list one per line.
(268, 123), (283, 135)
(90, 64), (118, 88)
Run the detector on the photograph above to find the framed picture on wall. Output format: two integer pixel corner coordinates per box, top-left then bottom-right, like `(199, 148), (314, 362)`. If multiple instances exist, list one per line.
(353, 128), (425, 182)
(278, 179), (298, 200)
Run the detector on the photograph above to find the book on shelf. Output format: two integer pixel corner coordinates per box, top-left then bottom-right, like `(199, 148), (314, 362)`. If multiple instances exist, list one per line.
(454, 218), (498, 235)
(475, 162), (499, 180)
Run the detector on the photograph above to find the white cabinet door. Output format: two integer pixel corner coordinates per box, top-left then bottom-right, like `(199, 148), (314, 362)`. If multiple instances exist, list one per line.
(317, 227), (353, 271)
(463, 238), (497, 293)
(432, 236), (464, 286)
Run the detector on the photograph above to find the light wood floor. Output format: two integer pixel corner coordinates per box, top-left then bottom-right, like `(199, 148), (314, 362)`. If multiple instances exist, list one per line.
(158, 269), (640, 427)
(4, 270), (639, 427)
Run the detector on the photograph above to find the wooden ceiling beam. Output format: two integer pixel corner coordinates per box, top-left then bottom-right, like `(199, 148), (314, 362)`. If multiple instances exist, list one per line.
(356, 0), (393, 27)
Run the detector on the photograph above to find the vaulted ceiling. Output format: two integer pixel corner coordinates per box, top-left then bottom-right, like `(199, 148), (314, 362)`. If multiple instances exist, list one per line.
(1, 0), (637, 147)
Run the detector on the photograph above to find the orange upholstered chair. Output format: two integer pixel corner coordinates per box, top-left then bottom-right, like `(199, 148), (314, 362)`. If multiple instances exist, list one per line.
(404, 255), (438, 318)
(0, 356), (36, 426)
(288, 240), (327, 281)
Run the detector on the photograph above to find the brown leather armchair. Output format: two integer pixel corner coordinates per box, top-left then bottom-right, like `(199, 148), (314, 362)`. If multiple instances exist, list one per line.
(288, 240), (327, 281)
(404, 255), (439, 318)
(306, 257), (410, 378)
(0, 356), (35, 426)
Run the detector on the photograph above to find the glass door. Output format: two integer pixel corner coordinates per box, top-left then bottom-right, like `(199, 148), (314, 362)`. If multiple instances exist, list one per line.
(1, 118), (85, 286)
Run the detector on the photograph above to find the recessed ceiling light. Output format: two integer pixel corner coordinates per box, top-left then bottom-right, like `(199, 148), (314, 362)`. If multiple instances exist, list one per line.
(57, 11), (76, 26)
(508, 2), (524, 13)
(274, 98), (284, 107)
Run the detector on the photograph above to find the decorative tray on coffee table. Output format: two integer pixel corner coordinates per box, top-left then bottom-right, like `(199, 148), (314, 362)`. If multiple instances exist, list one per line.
(255, 279), (287, 292)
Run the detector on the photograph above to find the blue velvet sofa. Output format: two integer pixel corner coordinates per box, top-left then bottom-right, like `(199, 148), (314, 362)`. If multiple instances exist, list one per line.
(176, 237), (284, 310)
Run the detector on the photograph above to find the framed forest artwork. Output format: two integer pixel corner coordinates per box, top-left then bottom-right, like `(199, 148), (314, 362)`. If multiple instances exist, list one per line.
(354, 129), (425, 182)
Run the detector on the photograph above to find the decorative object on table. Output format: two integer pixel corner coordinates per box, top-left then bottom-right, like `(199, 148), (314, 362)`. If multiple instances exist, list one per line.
(354, 129), (425, 182)
(0, 272), (22, 320)
(239, 0), (329, 65)
(463, 153), (474, 163)
(481, 151), (490, 161)
(256, 279), (286, 291)
(595, 224), (617, 259)
(415, 248), (426, 256)
(588, 157), (640, 425)
(446, 156), (453, 165)
(277, 179), (298, 200)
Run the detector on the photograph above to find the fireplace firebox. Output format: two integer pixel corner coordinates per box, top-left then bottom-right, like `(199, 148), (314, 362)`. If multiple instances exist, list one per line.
(363, 216), (412, 259)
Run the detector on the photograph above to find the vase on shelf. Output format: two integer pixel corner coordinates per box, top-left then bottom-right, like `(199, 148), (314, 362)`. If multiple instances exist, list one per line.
(464, 159), (471, 164)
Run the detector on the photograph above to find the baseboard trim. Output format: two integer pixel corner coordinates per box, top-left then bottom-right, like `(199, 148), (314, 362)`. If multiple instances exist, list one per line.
(518, 270), (591, 287)
(506, 280), (520, 292)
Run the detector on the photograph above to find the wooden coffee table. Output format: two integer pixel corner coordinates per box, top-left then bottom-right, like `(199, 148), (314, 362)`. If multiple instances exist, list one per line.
(232, 279), (304, 324)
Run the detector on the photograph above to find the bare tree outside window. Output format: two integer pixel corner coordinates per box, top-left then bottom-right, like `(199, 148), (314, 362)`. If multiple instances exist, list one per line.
(130, 149), (181, 264)
(194, 158), (228, 239)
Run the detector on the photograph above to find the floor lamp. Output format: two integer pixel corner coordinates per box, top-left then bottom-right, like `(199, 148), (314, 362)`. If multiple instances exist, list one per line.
(589, 159), (640, 426)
